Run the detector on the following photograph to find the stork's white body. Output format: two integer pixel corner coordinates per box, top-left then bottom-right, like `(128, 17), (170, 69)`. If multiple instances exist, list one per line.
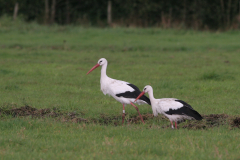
(100, 63), (148, 105)
(150, 98), (196, 122)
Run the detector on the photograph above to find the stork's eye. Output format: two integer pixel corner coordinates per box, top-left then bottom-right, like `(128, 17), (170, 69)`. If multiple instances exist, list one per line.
(99, 60), (102, 63)
(144, 88), (146, 90)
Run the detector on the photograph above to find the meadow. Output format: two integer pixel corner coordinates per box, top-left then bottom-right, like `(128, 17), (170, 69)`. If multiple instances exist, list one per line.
(0, 19), (240, 159)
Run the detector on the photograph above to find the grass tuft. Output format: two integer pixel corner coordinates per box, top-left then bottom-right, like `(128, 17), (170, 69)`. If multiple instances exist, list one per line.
(200, 71), (235, 81)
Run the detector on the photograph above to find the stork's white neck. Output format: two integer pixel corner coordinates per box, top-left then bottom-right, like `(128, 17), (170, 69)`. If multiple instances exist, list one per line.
(147, 88), (156, 102)
(100, 62), (108, 79)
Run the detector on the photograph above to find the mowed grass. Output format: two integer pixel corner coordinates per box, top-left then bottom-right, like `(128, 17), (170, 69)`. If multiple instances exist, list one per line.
(0, 22), (240, 159)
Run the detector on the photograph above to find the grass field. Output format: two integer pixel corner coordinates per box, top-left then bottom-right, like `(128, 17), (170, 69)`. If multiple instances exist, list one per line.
(0, 19), (240, 159)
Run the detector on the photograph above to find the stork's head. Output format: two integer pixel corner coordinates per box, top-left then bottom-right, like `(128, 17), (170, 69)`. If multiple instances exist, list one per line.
(142, 85), (153, 93)
(98, 58), (107, 66)
(134, 85), (153, 102)
(86, 58), (107, 75)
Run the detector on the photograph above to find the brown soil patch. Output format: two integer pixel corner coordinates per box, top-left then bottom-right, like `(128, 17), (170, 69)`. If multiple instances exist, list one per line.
(0, 105), (88, 123)
(181, 114), (228, 129)
(0, 105), (239, 129)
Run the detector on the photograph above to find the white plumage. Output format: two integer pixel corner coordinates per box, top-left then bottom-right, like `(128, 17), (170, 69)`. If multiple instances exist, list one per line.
(100, 77), (146, 105)
(135, 85), (203, 129)
(87, 58), (151, 124)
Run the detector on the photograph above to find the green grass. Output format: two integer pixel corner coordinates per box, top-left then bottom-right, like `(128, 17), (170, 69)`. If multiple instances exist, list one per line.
(0, 118), (239, 160)
(0, 19), (240, 159)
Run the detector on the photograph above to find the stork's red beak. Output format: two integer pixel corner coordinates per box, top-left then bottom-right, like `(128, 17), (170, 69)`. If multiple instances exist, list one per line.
(134, 91), (145, 102)
(86, 64), (100, 75)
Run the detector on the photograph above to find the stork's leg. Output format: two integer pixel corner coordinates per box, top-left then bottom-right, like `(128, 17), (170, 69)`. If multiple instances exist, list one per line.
(122, 104), (125, 125)
(171, 121), (174, 129)
(175, 121), (178, 129)
(130, 102), (145, 124)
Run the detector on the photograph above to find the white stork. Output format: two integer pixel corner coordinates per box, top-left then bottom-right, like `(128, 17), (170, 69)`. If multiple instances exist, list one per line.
(86, 58), (151, 124)
(135, 85), (202, 129)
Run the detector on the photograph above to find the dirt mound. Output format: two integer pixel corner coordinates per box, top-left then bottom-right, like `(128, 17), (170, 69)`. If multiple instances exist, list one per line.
(230, 117), (240, 128)
(91, 114), (121, 126)
(91, 113), (163, 125)
(1, 105), (239, 129)
(0, 105), (88, 123)
(0, 105), (58, 117)
(181, 114), (240, 129)
(129, 113), (154, 124)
